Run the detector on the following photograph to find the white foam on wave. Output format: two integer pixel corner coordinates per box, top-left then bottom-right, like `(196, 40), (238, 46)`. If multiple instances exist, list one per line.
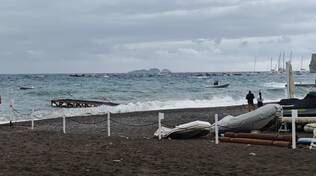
(195, 76), (209, 79)
(35, 96), (246, 120)
(0, 96), (282, 124)
(263, 82), (286, 89)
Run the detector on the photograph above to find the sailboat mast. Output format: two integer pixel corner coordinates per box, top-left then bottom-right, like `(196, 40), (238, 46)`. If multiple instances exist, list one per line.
(278, 52), (281, 72)
(300, 57), (304, 71)
(253, 57), (256, 72)
(282, 51), (285, 72)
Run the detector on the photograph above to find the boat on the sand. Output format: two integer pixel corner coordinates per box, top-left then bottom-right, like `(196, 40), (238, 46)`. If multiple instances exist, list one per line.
(297, 138), (316, 145)
(210, 104), (282, 133)
(304, 123), (316, 133)
(279, 92), (316, 117)
(154, 121), (211, 139)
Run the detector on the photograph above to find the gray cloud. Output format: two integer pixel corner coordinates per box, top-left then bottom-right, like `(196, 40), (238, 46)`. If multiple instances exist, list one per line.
(0, 0), (315, 73)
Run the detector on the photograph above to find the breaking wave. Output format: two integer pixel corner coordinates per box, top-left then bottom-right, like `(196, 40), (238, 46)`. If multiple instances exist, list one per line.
(9, 96), (280, 123)
(263, 82), (286, 89)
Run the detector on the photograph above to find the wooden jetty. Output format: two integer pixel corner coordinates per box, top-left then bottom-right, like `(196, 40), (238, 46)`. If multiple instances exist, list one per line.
(285, 83), (316, 87)
(51, 99), (119, 108)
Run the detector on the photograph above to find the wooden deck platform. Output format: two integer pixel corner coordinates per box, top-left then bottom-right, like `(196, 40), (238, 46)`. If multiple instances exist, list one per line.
(51, 99), (119, 108)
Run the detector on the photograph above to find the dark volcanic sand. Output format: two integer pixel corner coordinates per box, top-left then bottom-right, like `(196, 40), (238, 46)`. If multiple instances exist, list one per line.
(1, 105), (316, 176)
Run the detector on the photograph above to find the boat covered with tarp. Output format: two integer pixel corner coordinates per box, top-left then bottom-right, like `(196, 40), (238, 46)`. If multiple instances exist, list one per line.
(210, 104), (282, 133)
(154, 121), (211, 139)
(279, 92), (316, 117)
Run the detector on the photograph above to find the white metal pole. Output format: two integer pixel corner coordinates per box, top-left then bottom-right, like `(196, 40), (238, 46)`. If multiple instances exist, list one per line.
(31, 108), (34, 130)
(107, 112), (111, 137)
(292, 110), (297, 149)
(158, 112), (164, 140)
(215, 114), (219, 144)
(63, 113), (66, 134)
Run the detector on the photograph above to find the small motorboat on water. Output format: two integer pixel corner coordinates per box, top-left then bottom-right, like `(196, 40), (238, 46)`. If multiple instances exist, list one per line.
(206, 83), (230, 88)
(154, 121), (211, 139)
(285, 83), (316, 87)
(69, 74), (85, 77)
(206, 80), (229, 88)
(19, 86), (34, 90)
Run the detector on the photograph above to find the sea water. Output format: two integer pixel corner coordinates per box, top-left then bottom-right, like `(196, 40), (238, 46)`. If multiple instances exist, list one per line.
(0, 72), (315, 123)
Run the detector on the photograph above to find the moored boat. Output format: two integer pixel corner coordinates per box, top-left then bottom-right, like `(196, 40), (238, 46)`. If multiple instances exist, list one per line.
(206, 83), (230, 88)
(19, 86), (34, 90)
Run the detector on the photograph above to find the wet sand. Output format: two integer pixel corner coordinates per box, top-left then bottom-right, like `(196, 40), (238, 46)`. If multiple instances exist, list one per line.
(1, 105), (316, 176)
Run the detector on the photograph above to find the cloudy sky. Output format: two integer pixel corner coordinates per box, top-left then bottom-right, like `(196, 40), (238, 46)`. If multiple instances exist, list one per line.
(1, 0), (316, 73)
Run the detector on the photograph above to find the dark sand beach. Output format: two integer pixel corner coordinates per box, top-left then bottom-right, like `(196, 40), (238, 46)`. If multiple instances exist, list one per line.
(1, 105), (316, 176)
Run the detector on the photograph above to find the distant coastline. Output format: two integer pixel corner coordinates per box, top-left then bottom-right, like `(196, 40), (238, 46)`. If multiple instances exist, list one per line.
(128, 68), (172, 76)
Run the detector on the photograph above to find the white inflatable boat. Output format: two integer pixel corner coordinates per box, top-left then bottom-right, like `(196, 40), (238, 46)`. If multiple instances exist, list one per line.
(154, 121), (211, 139)
(210, 104), (282, 133)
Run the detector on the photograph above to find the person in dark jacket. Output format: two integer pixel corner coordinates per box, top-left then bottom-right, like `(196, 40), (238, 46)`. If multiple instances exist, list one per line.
(246, 91), (255, 111)
(257, 91), (264, 108)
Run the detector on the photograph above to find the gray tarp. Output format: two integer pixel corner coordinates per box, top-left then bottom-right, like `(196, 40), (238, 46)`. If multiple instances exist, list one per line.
(211, 104), (282, 133)
(154, 121), (211, 139)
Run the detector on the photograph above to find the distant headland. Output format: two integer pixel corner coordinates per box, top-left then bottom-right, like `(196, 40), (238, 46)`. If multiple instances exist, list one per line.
(127, 68), (172, 76)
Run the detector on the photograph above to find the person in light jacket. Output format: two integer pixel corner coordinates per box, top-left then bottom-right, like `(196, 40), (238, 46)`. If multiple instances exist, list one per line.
(257, 91), (264, 108)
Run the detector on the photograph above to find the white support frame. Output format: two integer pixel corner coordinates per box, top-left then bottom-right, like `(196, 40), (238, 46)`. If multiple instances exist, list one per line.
(215, 114), (219, 144)
(107, 112), (111, 137)
(292, 110), (297, 149)
(158, 112), (164, 140)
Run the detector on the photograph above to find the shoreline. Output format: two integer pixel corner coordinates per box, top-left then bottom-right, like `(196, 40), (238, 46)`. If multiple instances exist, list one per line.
(8, 104), (249, 137)
(3, 102), (279, 137)
(0, 103), (316, 175)
(2, 102), (263, 125)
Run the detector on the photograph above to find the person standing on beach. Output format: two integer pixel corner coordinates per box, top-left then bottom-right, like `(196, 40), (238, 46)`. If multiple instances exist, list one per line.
(257, 91), (264, 108)
(246, 91), (255, 111)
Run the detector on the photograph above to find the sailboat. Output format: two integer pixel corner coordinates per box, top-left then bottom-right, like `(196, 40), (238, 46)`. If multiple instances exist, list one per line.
(248, 57), (259, 75)
(300, 57), (306, 72)
(294, 57), (306, 75)
(254, 57), (256, 72)
(277, 52), (286, 73)
(270, 57), (277, 73)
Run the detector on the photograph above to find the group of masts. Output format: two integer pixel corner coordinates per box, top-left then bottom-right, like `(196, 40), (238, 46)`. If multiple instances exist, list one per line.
(269, 51), (305, 73)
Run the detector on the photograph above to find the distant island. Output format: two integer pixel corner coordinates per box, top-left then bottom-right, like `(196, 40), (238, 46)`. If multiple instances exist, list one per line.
(128, 68), (172, 76)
